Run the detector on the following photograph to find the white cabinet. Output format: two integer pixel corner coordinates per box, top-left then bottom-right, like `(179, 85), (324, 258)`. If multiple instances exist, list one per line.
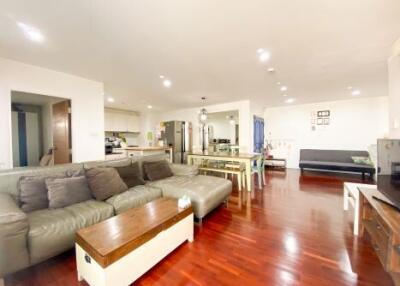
(105, 109), (140, 133)
(127, 114), (140, 132)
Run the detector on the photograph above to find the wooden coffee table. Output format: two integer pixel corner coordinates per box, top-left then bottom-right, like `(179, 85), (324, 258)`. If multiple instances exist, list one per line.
(75, 198), (194, 286)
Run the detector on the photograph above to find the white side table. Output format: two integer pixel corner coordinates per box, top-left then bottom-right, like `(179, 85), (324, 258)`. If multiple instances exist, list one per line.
(343, 182), (376, 236)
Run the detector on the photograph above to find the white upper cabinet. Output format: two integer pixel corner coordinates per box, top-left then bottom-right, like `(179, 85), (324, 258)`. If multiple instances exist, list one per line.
(127, 114), (140, 132)
(104, 109), (140, 133)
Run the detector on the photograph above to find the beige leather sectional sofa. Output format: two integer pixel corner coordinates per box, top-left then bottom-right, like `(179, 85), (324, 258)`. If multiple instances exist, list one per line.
(0, 155), (232, 278)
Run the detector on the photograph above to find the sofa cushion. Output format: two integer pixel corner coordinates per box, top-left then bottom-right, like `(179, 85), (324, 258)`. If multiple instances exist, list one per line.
(85, 167), (128, 201)
(27, 200), (114, 264)
(143, 160), (173, 181)
(0, 163), (83, 203)
(84, 158), (132, 169)
(148, 175), (232, 218)
(115, 162), (145, 188)
(300, 160), (375, 170)
(46, 176), (92, 209)
(106, 185), (162, 214)
(19, 174), (68, 212)
(169, 163), (199, 176)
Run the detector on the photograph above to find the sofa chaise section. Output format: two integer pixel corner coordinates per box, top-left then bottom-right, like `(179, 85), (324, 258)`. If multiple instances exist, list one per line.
(149, 174), (232, 220)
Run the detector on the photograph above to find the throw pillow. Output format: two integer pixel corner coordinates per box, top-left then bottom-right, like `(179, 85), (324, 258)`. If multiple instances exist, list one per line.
(351, 156), (373, 166)
(85, 167), (128, 201)
(19, 175), (64, 212)
(143, 160), (173, 181)
(115, 162), (145, 188)
(46, 176), (92, 209)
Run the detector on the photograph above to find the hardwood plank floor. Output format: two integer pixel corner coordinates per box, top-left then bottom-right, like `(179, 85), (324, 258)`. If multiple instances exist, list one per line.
(4, 169), (393, 286)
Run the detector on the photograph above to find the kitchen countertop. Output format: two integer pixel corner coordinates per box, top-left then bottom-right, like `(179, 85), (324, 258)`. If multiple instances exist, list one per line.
(117, 146), (173, 151)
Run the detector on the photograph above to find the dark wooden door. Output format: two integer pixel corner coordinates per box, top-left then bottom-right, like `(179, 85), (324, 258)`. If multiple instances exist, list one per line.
(52, 100), (71, 164)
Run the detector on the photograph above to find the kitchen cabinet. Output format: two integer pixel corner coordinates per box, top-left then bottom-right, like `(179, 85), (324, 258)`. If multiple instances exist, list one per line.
(105, 109), (140, 133)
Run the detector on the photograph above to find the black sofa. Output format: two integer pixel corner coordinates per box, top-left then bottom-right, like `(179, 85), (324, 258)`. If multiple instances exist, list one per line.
(299, 149), (375, 178)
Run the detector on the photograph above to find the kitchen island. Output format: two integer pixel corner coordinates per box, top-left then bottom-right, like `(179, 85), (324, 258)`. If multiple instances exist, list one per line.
(112, 146), (173, 162)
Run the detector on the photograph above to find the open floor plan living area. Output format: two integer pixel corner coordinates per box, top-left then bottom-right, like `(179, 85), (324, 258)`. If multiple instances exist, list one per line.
(1, 1), (400, 285)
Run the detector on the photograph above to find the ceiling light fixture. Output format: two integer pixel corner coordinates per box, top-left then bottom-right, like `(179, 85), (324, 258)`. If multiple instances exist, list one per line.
(351, 89), (361, 96)
(199, 97), (208, 123)
(280, 86), (288, 92)
(107, 97), (115, 103)
(268, 67), (275, 73)
(282, 94), (288, 97)
(285, 98), (295, 104)
(17, 22), (44, 42)
(276, 82), (281, 85)
(159, 75), (165, 79)
(147, 105), (153, 109)
(259, 51), (270, 62)
(163, 79), (172, 88)
(347, 86), (353, 90)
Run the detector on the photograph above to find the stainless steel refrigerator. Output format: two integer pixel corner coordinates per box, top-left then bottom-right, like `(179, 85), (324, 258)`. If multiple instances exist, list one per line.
(161, 121), (192, 163)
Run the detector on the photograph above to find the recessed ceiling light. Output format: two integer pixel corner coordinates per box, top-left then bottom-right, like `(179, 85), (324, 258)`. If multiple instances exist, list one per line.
(163, 79), (172, 88)
(285, 98), (295, 104)
(268, 67), (275, 72)
(147, 105), (153, 109)
(258, 50), (271, 62)
(107, 97), (115, 103)
(257, 48), (265, 54)
(159, 75), (165, 79)
(280, 86), (288, 92)
(276, 82), (281, 85)
(17, 22), (44, 42)
(347, 86), (353, 90)
(351, 89), (361, 96)
(282, 94), (288, 97)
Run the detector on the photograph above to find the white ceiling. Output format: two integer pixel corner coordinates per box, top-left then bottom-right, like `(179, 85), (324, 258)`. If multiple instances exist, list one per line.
(1, 0), (400, 112)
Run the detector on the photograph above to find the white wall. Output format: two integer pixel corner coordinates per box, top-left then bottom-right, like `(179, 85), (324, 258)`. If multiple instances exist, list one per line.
(389, 38), (400, 138)
(158, 100), (252, 152)
(0, 58), (104, 169)
(139, 111), (160, 146)
(264, 96), (389, 168)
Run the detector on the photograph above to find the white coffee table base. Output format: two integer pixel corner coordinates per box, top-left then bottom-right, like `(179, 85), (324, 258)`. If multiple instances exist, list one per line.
(343, 182), (376, 236)
(76, 214), (193, 286)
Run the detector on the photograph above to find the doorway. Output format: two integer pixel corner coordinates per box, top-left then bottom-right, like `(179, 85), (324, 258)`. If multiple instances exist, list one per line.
(11, 91), (72, 167)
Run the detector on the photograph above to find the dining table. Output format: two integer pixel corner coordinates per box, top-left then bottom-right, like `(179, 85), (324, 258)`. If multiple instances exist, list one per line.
(187, 151), (262, 192)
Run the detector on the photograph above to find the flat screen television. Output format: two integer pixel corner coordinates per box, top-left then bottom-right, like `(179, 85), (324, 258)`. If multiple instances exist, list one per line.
(377, 139), (400, 210)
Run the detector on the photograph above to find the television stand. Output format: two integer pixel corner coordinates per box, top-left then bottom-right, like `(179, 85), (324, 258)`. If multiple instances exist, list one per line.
(358, 187), (400, 285)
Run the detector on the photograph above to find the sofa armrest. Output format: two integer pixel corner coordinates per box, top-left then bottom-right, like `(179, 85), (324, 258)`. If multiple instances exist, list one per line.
(169, 164), (199, 176)
(0, 193), (30, 277)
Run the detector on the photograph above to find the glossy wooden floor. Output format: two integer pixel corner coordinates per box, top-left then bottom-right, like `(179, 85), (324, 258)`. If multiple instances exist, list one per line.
(5, 169), (394, 286)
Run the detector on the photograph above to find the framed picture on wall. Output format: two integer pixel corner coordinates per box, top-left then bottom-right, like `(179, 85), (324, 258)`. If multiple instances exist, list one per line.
(323, 118), (330, 125)
(317, 118), (323, 125)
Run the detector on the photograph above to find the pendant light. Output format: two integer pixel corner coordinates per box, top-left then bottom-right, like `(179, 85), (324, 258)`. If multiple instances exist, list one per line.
(199, 97), (207, 123)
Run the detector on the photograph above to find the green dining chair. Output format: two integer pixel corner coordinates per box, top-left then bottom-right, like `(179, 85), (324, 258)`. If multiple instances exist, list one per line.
(252, 156), (266, 188)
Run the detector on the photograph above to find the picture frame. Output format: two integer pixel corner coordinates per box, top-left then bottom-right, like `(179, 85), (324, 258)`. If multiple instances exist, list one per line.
(317, 118), (323, 125)
(323, 118), (330, 125)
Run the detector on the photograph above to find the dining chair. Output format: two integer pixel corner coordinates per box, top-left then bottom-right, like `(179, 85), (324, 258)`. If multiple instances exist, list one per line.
(252, 156), (265, 188)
